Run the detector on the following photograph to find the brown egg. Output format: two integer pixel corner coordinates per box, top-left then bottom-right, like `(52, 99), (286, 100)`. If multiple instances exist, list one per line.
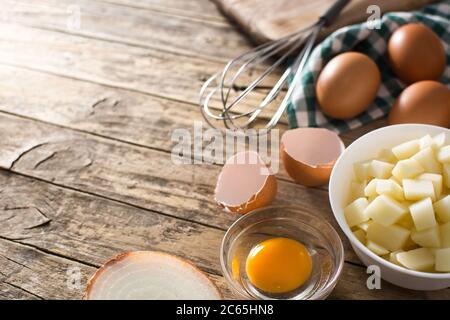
(388, 23), (446, 84)
(316, 52), (381, 119)
(215, 151), (277, 214)
(388, 81), (450, 128)
(281, 128), (345, 187)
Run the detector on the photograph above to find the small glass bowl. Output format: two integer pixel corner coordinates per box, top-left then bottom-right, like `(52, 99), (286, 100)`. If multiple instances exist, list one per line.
(220, 206), (344, 300)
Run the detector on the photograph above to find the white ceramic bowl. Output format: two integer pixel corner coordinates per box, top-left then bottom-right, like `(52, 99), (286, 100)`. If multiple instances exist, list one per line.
(329, 124), (450, 291)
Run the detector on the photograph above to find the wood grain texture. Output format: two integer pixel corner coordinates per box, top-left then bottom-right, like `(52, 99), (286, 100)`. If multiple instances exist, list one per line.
(214, 0), (439, 43)
(1, 171), (448, 300)
(0, 22), (281, 122)
(0, 0), (448, 300)
(0, 0), (250, 61)
(98, 0), (227, 22)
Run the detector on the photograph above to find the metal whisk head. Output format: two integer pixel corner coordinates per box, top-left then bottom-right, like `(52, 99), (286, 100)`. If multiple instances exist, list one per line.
(199, 0), (350, 133)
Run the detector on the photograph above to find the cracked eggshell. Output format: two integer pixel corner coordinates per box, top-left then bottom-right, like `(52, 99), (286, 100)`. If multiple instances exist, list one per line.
(215, 151), (277, 214)
(281, 128), (345, 187)
(84, 251), (221, 300)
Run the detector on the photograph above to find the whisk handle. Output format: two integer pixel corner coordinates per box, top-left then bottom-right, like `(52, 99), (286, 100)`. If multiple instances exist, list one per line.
(320, 0), (351, 26)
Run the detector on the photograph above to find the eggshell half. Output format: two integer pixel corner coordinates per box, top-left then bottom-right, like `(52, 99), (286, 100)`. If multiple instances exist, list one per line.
(281, 128), (345, 186)
(215, 151), (277, 214)
(84, 251), (221, 300)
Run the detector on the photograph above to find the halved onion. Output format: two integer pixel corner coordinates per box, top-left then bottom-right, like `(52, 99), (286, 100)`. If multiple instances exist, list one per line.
(85, 251), (221, 300)
(215, 151), (277, 214)
(281, 128), (345, 187)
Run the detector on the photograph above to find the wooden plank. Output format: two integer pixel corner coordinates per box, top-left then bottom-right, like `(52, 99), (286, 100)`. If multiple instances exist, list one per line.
(1, 0), (250, 61)
(97, 0), (227, 22)
(0, 237), (234, 299)
(214, 0), (438, 43)
(0, 64), (288, 170)
(1, 172), (447, 299)
(0, 23), (281, 122)
(0, 113), (334, 235)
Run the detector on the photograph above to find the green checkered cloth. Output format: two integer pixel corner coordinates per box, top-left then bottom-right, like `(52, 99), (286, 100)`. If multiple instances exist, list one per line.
(287, 0), (450, 133)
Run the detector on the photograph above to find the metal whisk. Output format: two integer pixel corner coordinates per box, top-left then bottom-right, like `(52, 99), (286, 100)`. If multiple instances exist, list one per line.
(200, 0), (350, 133)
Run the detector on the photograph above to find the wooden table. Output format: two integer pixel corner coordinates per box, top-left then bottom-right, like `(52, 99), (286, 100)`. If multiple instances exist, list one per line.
(0, 0), (448, 300)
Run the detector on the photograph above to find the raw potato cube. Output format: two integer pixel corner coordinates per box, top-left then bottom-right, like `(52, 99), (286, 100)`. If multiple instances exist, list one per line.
(403, 179), (435, 201)
(409, 198), (437, 231)
(364, 179), (378, 197)
(433, 133), (446, 149)
(378, 148), (396, 163)
(358, 221), (371, 232)
(396, 213), (414, 229)
(344, 198), (369, 227)
(364, 195), (407, 226)
(411, 226), (441, 248)
(412, 147), (442, 174)
(350, 181), (366, 201)
(370, 160), (394, 179)
(376, 179), (404, 201)
(397, 248), (435, 271)
(434, 195), (450, 223)
(444, 164), (450, 188)
(354, 161), (371, 182)
(419, 135), (434, 150)
(441, 222), (450, 248)
(353, 229), (366, 244)
(392, 159), (424, 180)
(389, 250), (403, 265)
(392, 140), (420, 160)
(417, 173), (443, 199)
(366, 222), (410, 251)
(435, 248), (450, 272)
(403, 236), (420, 251)
(437, 145), (450, 163)
(366, 241), (389, 256)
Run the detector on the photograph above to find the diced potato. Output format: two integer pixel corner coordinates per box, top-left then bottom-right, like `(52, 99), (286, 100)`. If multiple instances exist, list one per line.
(389, 250), (403, 265)
(354, 161), (372, 182)
(370, 160), (394, 179)
(397, 248), (435, 271)
(364, 195), (407, 226)
(403, 236), (419, 251)
(419, 135), (434, 150)
(403, 179), (435, 201)
(364, 179), (378, 197)
(411, 226), (441, 248)
(437, 145), (450, 163)
(409, 198), (437, 231)
(412, 147), (442, 174)
(434, 195), (450, 223)
(366, 240), (389, 256)
(392, 140), (420, 160)
(344, 198), (369, 227)
(353, 229), (366, 244)
(349, 181), (366, 201)
(433, 133), (446, 149)
(358, 221), (371, 232)
(366, 222), (410, 251)
(376, 179), (404, 201)
(440, 222), (450, 248)
(392, 159), (424, 180)
(435, 248), (450, 272)
(444, 164), (450, 189)
(396, 213), (414, 229)
(417, 173), (443, 199)
(378, 148), (396, 163)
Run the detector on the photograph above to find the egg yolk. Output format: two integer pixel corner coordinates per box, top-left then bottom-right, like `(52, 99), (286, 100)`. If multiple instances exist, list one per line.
(246, 237), (312, 294)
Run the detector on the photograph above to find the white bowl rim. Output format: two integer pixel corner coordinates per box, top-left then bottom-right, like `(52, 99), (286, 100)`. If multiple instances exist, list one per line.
(329, 123), (450, 279)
